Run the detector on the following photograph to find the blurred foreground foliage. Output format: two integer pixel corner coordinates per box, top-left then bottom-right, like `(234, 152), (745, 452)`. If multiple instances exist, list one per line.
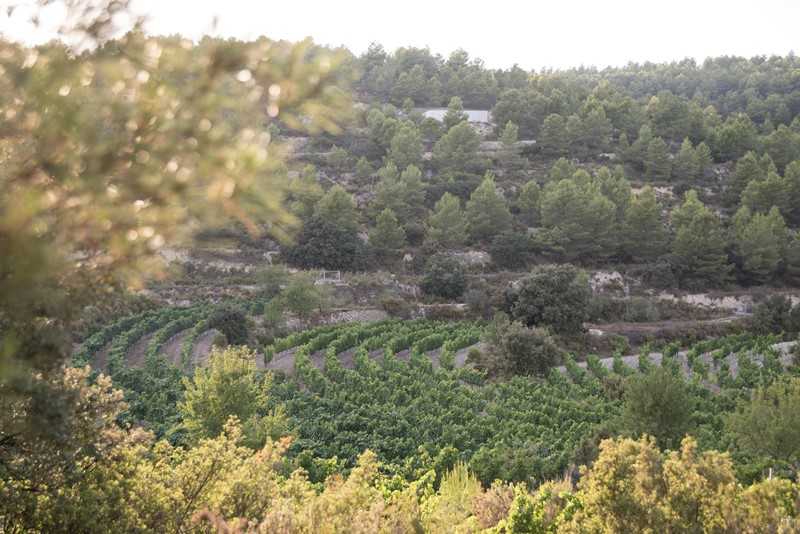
(0, 0), (351, 393)
(0, 0), (351, 505)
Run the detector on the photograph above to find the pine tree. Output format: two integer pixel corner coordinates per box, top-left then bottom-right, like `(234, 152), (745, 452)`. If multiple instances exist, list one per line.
(371, 161), (405, 218)
(372, 163), (425, 221)
(784, 160), (800, 225)
(670, 189), (706, 229)
(596, 166), (631, 221)
(388, 123), (423, 170)
(784, 232), (800, 286)
(516, 180), (541, 227)
(713, 113), (759, 161)
(622, 186), (668, 260)
(672, 138), (699, 182)
(540, 176), (617, 261)
(354, 156), (373, 184)
(741, 170), (793, 217)
(764, 124), (800, 172)
(582, 107), (613, 152)
(370, 208), (406, 254)
(645, 137), (671, 181)
(725, 151), (765, 208)
(733, 206), (788, 283)
(566, 114), (586, 157)
(466, 173), (513, 242)
(539, 114), (569, 157)
(443, 96), (468, 130)
(671, 192), (731, 288)
(399, 164), (427, 219)
(377, 160), (400, 182)
(548, 157), (577, 183)
(695, 141), (713, 177)
(500, 120), (519, 146)
(401, 97), (415, 116)
(289, 164), (323, 218)
(432, 121), (484, 175)
(628, 124), (654, 168)
(327, 145), (351, 173)
(315, 185), (359, 233)
(617, 132), (631, 161)
(498, 121), (524, 173)
(427, 192), (467, 248)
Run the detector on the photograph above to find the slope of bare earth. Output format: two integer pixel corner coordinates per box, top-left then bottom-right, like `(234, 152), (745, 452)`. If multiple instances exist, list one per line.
(159, 329), (192, 367)
(91, 344), (111, 372)
(125, 333), (155, 368)
(190, 329), (222, 368)
(265, 347), (299, 374)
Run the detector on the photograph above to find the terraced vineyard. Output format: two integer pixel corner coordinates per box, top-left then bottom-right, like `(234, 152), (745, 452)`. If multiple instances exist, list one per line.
(75, 304), (224, 372)
(74, 303), (800, 485)
(74, 300), (484, 374)
(264, 318), (483, 374)
(270, 331), (799, 484)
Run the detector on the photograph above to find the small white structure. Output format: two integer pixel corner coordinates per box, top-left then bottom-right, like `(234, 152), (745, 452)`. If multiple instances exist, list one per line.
(315, 270), (344, 285)
(420, 108), (492, 125)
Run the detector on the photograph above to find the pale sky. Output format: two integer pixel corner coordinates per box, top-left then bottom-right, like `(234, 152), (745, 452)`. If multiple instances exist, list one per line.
(2, 0), (799, 70)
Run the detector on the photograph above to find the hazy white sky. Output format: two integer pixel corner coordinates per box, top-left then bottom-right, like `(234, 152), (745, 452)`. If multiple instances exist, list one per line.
(3, 0), (799, 70)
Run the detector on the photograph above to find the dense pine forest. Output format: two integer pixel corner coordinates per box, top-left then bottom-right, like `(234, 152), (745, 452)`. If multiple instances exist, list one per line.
(2, 1), (800, 532)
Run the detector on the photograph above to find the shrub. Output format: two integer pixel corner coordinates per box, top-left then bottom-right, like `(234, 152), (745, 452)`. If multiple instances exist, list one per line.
(380, 295), (415, 319)
(466, 347), (483, 366)
(254, 265), (291, 299)
(210, 331), (228, 349)
(283, 216), (366, 271)
(403, 221), (426, 246)
(623, 297), (661, 323)
(620, 367), (693, 449)
(489, 231), (531, 270)
(207, 305), (249, 346)
(478, 314), (563, 377)
(421, 254), (466, 300)
(425, 305), (468, 321)
(627, 259), (677, 290)
(751, 295), (799, 335)
(464, 282), (494, 320)
(179, 346), (288, 449)
(280, 276), (330, 320)
(504, 264), (590, 336)
(726, 376), (800, 466)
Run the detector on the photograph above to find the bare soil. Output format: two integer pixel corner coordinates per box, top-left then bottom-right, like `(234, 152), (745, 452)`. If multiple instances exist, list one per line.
(91, 344), (111, 372)
(126, 333), (155, 368)
(190, 329), (221, 368)
(160, 329), (191, 367)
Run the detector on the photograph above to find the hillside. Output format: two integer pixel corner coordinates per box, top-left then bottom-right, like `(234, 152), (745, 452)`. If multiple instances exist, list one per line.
(4, 2), (800, 531)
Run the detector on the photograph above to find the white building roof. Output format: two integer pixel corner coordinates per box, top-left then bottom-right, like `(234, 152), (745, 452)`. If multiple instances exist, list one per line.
(420, 108), (492, 124)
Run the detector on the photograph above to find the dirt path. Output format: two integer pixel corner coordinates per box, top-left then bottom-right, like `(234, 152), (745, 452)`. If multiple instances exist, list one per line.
(190, 329), (221, 368)
(265, 347), (300, 374)
(160, 329), (191, 367)
(588, 315), (745, 336)
(91, 344), (111, 372)
(337, 348), (358, 369)
(126, 333), (155, 368)
(556, 341), (797, 379)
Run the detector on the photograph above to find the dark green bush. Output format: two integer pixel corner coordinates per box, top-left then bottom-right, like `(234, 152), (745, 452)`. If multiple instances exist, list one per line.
(421, 254), (466, 300)
(207, 305), (249, 346)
